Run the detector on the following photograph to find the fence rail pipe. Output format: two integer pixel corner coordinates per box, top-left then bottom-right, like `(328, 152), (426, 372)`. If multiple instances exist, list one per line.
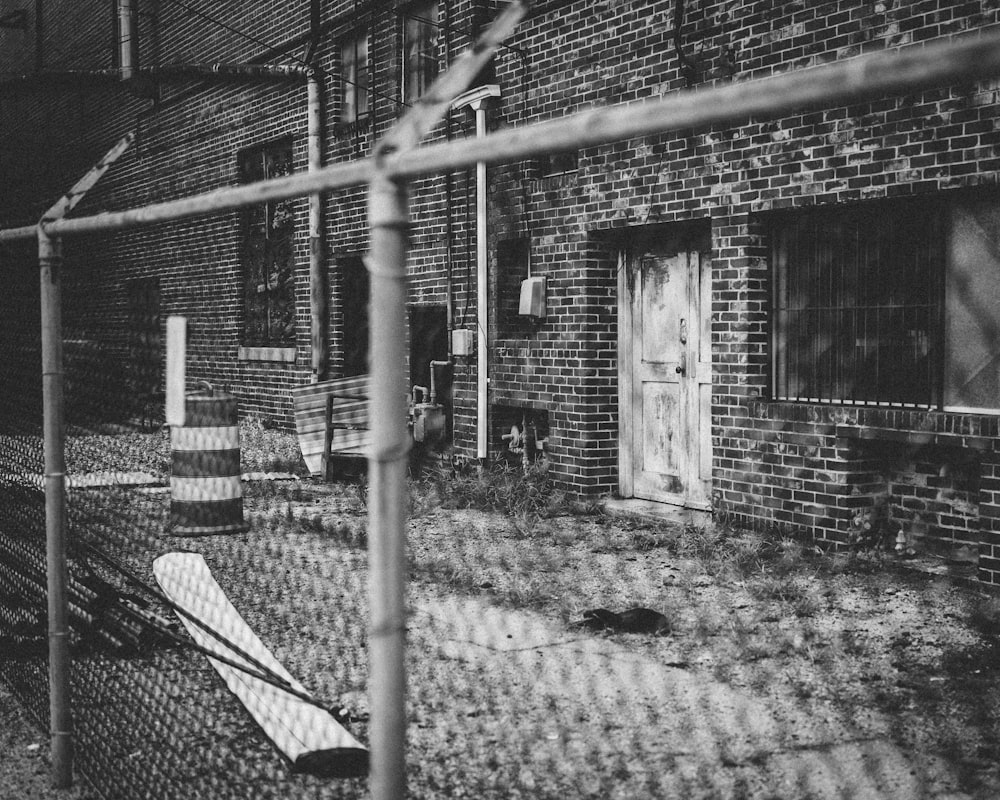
(385, 30), (1000, 179)
(0, 28), (991, 244)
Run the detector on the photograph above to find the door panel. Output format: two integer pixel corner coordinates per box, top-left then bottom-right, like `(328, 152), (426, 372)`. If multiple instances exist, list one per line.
(623, 245), (711, 509)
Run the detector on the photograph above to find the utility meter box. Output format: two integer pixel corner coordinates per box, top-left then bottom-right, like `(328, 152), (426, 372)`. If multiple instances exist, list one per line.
(518, 276), (546, 318)
(451, 328), (475, 356)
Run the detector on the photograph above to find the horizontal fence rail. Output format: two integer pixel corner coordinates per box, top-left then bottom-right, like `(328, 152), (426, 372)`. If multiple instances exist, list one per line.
(1, 29), (999, 243)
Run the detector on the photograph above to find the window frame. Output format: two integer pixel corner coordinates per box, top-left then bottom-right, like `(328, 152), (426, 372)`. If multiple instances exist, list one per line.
(402, 0), (440, 104)
(237, 137), (298, 349)
(769, 197), (945, 409)
(340, 32), (371, 125)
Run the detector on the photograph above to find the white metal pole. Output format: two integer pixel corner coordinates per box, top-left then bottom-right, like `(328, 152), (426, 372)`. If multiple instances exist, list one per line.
(165, 316), (187, 427)
(473, 99), (489, 460)
(39, 227), (72, 788)
(365, 171), (411, 800)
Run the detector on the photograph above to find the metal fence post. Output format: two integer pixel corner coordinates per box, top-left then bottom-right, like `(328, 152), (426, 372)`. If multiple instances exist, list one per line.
(38, 226), (72, 788)
(366, 170), (411, 800)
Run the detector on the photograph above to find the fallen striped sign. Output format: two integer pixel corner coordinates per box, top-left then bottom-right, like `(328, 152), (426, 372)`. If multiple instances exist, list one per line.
(153, 552), (368, 777)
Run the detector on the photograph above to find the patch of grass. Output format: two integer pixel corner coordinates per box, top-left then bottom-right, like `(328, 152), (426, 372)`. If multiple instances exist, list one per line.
(747, 575), (808, 603)
(421, 457), (556, 520)
(239, 416), (308, 475)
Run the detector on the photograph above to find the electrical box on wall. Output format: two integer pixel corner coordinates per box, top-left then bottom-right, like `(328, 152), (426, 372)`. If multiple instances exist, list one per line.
(518, 276), (546, 318)
(451, 328), (475, 356)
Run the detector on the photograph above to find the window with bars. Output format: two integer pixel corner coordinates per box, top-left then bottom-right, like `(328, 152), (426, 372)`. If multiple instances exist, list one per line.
(340, 33), (370, 124)
(238, 139), (297, 347)
(771, 193), (1000, 412)
(771, 198), (943, 407)
(403, 0), (439, 103)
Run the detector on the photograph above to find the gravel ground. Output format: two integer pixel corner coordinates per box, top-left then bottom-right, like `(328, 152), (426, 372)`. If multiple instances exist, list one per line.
(4, 431), (1000, 798)
(0, 681), (97, 800)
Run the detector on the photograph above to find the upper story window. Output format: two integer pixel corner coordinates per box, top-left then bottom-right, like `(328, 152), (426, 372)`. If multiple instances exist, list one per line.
(536, 151), (578, 177)
(771, 193), (1000, 412)
(238, 139), (297, 347)
(403, 0), (439, 103)
(340, 33), (370, 124)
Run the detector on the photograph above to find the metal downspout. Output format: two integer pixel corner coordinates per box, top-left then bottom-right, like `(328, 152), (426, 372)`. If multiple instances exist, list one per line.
(308, 71), (328, 381)
(117, 0), (136, 81)
(475, 104), (488, 460)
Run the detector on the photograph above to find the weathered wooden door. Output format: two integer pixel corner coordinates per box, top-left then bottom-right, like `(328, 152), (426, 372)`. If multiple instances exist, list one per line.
(620, 246), (712, 509)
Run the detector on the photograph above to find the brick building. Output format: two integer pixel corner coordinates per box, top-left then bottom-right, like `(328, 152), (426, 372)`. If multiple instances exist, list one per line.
(3, 1), (1000, 582)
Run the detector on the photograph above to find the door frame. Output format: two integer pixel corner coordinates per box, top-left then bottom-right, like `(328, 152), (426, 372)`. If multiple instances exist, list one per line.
(617, 223), (713, 509)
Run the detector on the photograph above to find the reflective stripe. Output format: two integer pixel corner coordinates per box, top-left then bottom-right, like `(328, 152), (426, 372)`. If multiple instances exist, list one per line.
(172, 449), (241, 478)
(169, 498), (247, 535)
(170, 475), (242, 502)
(171, 425), (240, 451)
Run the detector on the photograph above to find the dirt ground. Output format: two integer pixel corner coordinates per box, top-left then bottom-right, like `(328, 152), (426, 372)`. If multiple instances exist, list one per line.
(0, 683), (97, 800)
(264, 480), (1000, 799)
(4, 474), (1000, 798)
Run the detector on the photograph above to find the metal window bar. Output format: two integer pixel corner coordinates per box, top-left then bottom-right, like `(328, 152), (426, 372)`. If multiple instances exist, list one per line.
(770, 199), (943, 407)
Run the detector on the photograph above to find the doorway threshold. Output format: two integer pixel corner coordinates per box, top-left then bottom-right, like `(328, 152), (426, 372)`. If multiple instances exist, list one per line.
(603, 498), (711, 527)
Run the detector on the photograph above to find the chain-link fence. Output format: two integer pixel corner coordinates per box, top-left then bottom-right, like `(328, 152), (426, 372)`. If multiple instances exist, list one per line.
(5, 22), (1000, 800)
(4, 309), (1000, 800)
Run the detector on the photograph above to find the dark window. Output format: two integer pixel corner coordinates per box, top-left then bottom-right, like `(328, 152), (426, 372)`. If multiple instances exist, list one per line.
(496, 238), (531, 335)
(340, 255), (369, 377)
(340, 33), (370, 123)
(771, 198), (943, 407)
(403, 0), (439, 103)
(239, 139), (297, 347)
(536, 151), (578, 177)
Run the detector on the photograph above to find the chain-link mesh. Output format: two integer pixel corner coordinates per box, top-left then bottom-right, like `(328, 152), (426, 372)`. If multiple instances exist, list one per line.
(3, 309), (999, 800)
(2, 62), (1000, 799)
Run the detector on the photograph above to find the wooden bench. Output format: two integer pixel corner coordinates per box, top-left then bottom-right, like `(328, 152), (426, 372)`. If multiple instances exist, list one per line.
(290, 375), (370, 478)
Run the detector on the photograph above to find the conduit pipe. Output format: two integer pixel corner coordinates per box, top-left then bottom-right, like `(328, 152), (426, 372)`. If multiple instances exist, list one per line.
(117, 0), (136, 81)
(307, 71), (328, 381)
(450, 84), (500, 460)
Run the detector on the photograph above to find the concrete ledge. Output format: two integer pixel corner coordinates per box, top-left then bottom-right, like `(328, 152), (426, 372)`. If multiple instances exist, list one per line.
(603, 498), (711, 527)
(238, 346), (297, 363)
(835, 425), (994, 452)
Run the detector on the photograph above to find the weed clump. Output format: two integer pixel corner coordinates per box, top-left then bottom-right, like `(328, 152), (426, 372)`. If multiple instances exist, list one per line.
(419, 458), (556, 520)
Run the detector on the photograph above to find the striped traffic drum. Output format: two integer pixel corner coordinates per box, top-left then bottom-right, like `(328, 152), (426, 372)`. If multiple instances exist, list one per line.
(169, 387), (249, 535)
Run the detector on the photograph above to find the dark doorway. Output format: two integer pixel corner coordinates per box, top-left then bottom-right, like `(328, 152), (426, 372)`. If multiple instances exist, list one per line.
(339, 255), (370, 377)
(409, 305), (452, 440)
(127, 277), (161, 427)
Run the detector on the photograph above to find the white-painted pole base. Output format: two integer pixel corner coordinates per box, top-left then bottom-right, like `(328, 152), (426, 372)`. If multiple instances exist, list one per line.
(165, 316), (187, 427)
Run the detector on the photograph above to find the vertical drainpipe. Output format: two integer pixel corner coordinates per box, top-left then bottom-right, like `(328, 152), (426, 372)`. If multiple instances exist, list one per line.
(308, 70), (328, 381)
(474, 103), (488, 459)
(117, 0), (136, 81)
(451, 85), (501, 460)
